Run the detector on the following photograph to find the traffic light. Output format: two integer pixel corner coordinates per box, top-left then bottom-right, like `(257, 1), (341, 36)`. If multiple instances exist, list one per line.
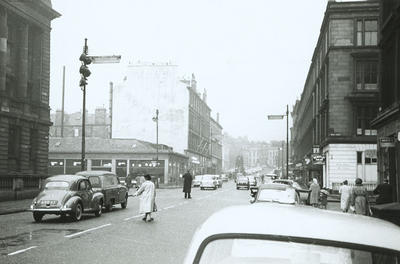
(79, 52), (91, 87)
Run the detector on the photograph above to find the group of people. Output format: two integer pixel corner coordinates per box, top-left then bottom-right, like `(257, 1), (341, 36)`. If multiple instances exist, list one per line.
(130, 170), (194, 223)
(339, 178), (393, 215)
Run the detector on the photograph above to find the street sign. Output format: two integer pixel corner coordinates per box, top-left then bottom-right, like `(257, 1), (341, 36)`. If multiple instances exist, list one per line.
(379, 137), (395, 148)
(88, 55), (121, 64)
(267, 115), (284, 120)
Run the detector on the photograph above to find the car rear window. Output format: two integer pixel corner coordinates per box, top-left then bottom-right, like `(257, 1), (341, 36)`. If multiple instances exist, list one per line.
(88, 176), (101, 188)
(199, 238), (399, 264)
(45, 181), (69, 190)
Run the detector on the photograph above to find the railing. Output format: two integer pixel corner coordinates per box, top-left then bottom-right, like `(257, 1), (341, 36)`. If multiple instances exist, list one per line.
(332, 182), (377, 192)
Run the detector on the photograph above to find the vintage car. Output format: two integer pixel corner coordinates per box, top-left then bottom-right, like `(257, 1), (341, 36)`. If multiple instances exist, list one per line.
(200, 174), (218, 190)
(213, 175), (223, 188)
(183, 203), (400, 263)
(29, 175), (104, 222)
(273, 179), (310, 204)
(250, 183), (300, 205)
(192, 175), (203, 187)
(236, 176), (250, 190)
(76, 171), (128, 211)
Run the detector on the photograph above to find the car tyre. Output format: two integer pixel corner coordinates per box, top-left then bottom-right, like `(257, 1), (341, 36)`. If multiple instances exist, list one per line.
(95, 200), (103, 217)
(33, 212), (43, 222)
(71, 203), (83, 221)
(121, 195), (128, 209)
(236, 187), (239, 190)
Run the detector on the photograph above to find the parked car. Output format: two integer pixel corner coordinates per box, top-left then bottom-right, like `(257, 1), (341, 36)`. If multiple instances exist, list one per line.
(118, 176), (137, 189)
(236, 176), (250, 190)
(220, 174), (228, 182)
(273, 179), (310, 204)
(29, 175), (104, 222)
(183, 203), (400, 263)
(200, 174), (218, 190)
(247, 175), (257, 187)
(192, 175), (203, 187)
(250, 183), (300, 205)
(76, 171), (128, 211)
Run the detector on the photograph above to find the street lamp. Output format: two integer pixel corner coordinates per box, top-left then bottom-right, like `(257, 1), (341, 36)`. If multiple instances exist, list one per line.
(268, 104), (289, 179)
(152, 109), (159, 161)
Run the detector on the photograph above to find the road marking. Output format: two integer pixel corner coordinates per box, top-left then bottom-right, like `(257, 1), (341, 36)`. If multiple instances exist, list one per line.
(64, 223), (111, 238)
(163, 205), (175, 210)
(8, 246), (37, 256)
(124, 214), (144, 221)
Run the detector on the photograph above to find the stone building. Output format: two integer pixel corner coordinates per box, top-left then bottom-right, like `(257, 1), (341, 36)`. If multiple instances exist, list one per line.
(49, 107), (111, 139)
(371, 0), (400, 202)
(291, 0), (379, 190)
(0, 1), (60, 200)
(210, 115), (223, 174)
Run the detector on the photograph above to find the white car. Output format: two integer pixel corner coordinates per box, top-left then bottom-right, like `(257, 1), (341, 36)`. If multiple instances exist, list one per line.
(200, 174), (218, 190)
(184, 203), (400, 263)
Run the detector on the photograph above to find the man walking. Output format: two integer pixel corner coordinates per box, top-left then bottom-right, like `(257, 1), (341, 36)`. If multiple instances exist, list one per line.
(373, 178), (393, 205)
(183, 169), (193, 199)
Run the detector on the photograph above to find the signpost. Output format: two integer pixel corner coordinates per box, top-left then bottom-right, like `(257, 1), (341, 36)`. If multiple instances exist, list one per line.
(89, 55), (121, 64)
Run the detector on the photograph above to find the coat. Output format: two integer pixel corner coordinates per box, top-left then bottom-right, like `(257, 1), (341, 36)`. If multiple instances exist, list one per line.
(134, 180), (155, 214)
(373, 183), (393, 204)
(309, 183), (320, 205)
(339, 185), (352, 211)
(351, 185), (368, 215)
(182, 172), (193, 193)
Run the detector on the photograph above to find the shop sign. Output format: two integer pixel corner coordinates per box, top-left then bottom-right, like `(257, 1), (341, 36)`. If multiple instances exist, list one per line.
(379, 137), (395, 148)
(312, 154), (325, 165)
(313, 145), (320, 154)
(191, 156), (200, 164)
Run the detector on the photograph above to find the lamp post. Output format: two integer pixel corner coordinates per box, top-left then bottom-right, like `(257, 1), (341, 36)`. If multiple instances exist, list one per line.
(267, 104), (289, 179)
(152, 109), (159, 161)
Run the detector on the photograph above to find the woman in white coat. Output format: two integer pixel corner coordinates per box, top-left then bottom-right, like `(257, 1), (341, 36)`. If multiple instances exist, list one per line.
(339, 180), (351, 212)
(134, 174), (156, 222)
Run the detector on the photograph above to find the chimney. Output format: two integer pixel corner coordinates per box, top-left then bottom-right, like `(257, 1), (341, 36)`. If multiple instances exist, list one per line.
(217, 112), (220, 123)
(191, 73), (197, 92)
(203, 88), (207, 103)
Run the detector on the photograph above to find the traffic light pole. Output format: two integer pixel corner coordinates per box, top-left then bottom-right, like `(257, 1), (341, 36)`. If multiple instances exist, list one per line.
(81, 38), (88, 172)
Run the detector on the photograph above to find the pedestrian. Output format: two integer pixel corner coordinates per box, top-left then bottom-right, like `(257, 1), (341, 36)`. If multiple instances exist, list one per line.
(373, 178), (393, 205)
(350, 178), (369, 215)
(339, 180), (352, 212)
(183, 169), (193, 199)
(309, 178), (320, 207)
(125, 173), (132, 191)
(133, 174), (156, 222)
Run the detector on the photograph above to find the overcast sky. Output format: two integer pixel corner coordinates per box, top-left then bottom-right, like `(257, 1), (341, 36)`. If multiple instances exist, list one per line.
(50, 0), (327, 142)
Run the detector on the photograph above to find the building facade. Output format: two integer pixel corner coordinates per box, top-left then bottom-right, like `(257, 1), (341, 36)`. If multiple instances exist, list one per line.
(48, 137), (188, 185)
(291, 1), (379, 190)
(50, 107), (111, 139)
(371, 0), (400, 202)
(210, 116), (223, 174)
(0, 1), (60, 201)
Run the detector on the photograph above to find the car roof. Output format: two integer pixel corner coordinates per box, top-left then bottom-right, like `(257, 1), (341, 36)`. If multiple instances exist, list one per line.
(258, 183), (292, 191)
(76, 170), (115, 177)
(46, 174), (87, 183)
(185, 204), (400, 261)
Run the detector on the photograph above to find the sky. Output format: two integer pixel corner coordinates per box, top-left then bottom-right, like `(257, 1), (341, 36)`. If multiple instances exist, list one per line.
(49, 0), (328, 142)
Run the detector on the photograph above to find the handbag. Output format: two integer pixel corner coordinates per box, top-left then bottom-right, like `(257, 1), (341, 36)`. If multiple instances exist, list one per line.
(153, 202), (157, 212)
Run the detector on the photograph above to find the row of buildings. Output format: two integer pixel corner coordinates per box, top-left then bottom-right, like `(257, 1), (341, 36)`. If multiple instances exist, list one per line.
(291, 0), (400, 203)
(49, 67), (224, 187)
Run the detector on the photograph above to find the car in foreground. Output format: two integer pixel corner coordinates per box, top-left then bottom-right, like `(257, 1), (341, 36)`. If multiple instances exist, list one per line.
(183, 203), (400, 263)
(236, 176), (250, 190)
(273, 179), (310, 204)
(76, 171), (128, 211)
(250, 183), (300, 205)
(192, 175), (203, 187)
(29, 175), (104, 222)
(200, 174), (218, 190)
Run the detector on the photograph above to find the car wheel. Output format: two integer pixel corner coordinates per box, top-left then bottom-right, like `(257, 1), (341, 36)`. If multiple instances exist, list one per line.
(121, 195), (128, 209)
(236, 187), (239, 190)
(71, 203), (83, 221)
(33, 212), (43, 222)
(95, 200), (103, 217)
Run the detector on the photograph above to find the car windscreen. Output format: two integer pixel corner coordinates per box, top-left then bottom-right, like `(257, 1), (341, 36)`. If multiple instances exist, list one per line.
(44, 181), (69, 190)
(101, 175), (118, 187)
(199, 238), (399, 264)
(88, 176), (101, 188)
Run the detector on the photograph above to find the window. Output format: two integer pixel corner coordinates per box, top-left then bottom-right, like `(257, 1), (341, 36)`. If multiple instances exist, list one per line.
(356, 19), (378, 46)
(357, 152), (362, 164)
(30, 129), (38, 172)
(356, 61), (378, 90)
(8, 125), (21, 172)
(355, 106), (377, 136)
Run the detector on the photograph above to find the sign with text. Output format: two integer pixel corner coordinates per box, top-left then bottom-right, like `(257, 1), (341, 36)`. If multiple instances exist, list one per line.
(379, 137), (395, 148)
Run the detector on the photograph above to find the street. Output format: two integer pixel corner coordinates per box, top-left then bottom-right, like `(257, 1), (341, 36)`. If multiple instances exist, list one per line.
(1, 182), (252, 264)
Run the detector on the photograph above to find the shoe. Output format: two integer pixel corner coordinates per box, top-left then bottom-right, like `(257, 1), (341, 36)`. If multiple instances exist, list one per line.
(147, 218), (154, 222)
(142, 217), (147, 222)
(188, 196), (192, 199)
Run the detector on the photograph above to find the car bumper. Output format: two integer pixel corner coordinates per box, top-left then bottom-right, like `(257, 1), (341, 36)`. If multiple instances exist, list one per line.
(201, 185), (216, 188)
(28, 207), (72, 213)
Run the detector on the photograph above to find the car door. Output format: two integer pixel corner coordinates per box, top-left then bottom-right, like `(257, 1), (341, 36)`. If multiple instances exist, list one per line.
(77, 179), (93, 211)
(115, 175), (126, 202)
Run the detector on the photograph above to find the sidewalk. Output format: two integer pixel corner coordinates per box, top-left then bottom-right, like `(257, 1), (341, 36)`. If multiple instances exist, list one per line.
(0, 198), (32, 215)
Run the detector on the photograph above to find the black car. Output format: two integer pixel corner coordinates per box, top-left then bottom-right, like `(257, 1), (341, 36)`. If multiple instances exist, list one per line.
(76, 171), (128, 211)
